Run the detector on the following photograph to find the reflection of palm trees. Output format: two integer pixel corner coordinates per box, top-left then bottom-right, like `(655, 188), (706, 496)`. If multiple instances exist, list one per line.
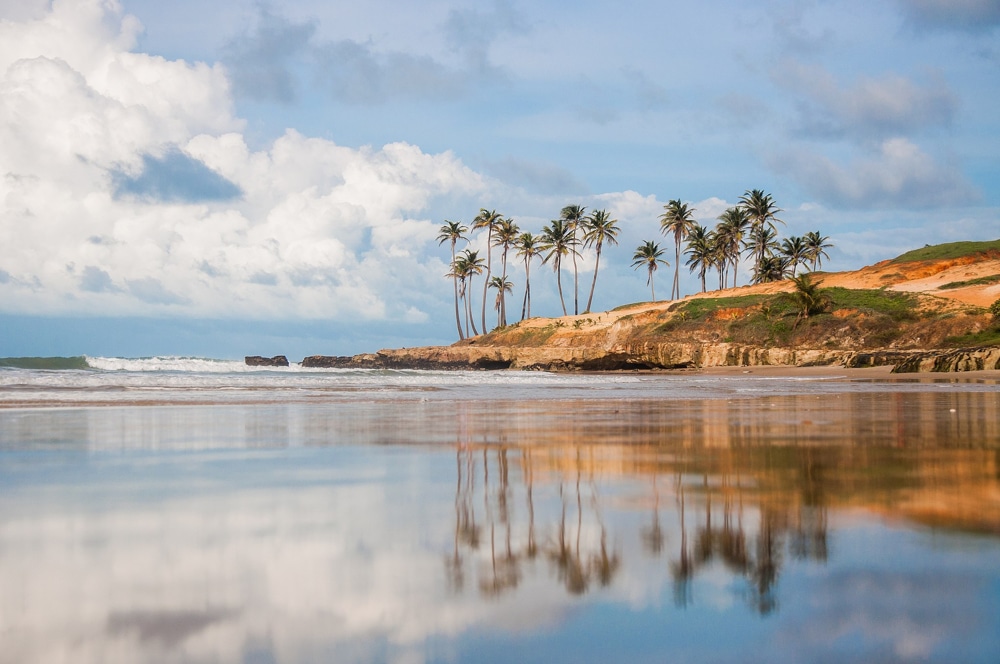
(747, 510), (782, 615)
(549, 484), (589, 595)
(670, 483), (694, 607)
(445, 438), (827, 612)
(641, 474), (665, 556)
(479, 448), (521, 597)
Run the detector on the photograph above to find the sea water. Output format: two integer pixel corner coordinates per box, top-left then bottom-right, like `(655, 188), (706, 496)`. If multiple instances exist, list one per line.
(1, 358), (998, 663)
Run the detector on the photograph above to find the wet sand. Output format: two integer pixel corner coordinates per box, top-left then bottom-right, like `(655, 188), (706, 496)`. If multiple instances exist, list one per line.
(698, 364), (1000, 381)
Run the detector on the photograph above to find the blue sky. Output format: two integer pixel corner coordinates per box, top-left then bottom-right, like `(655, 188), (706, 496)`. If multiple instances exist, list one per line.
(1, 0), (998, 359)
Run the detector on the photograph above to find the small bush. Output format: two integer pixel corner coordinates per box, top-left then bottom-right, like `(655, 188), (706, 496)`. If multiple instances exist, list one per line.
(990, 298), (1000, 321)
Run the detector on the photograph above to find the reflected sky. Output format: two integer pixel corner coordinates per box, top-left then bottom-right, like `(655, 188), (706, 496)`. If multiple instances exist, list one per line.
(1, 390), (999, 663)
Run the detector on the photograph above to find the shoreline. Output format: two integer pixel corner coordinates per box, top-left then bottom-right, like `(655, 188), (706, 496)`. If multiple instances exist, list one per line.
(693, 364), (1000, 381)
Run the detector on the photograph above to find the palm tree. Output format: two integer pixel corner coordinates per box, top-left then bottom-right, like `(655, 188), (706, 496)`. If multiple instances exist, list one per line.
(438, 220), (469, 340)
(684, 224), (714, 293)
(745, 226), (780, 283)
(710, 231), (728, 291)
(455, 249), (485, 336)
(632, 240), (669, 302)
(804, 231), (833, 272)
(739, 189), (783, 268)
(780, 236), (809, 278)
(447, 259), (469, 339)
(560, 204), (586, 315)
(489, 276), (514, 329)
(715, 206), (751, 288)
(659, 199), (697, 300)
(516, 232), (541, 320)
(492, 218), (520, 327)
(753, 254), (789, 283)
(472, 208), (504, 335)
(581, 209), (621, 313)
(540, 219), (578, 316)
(786, 274), (831, 328)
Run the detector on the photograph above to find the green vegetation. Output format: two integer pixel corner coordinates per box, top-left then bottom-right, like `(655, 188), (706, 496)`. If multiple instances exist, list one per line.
(939, 274), (1000, 290)
(943, 328), (1000, 347)
(940, 299), (1000, 347)
(610, 302), (648, 312)
(825, 288), (920, 321)
(785, 274), (832, 325)
(892, 239), (1000, 263)
(644, 285), (960, 349)
(667, 295), (768, 320)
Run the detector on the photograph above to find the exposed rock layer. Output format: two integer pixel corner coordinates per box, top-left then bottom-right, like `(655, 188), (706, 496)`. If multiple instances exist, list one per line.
(300, 345), (934, 372)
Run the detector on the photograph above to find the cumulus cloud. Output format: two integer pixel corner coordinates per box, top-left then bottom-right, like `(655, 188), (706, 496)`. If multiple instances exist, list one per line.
(896, 0), (1000, 32)
(771, 138), (979, 209)
(772, 61), (956, 139)
(0, 0), (486, 321)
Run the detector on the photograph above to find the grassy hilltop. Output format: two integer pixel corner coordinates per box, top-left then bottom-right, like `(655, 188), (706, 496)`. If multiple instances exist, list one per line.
(468, 239), (1000, 354)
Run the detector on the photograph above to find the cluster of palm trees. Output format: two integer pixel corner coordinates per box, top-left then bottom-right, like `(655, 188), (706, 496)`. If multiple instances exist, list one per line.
(440, 190), (833, 338)
(439, 206), (622, 339)
(632, 190), (832, 301)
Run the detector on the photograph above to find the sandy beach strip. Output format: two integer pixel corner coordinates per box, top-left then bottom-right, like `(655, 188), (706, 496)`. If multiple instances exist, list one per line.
(695, 364), (1000, 382)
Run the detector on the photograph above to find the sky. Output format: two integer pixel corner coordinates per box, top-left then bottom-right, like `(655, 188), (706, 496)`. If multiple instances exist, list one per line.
(1, 0), (998, 359)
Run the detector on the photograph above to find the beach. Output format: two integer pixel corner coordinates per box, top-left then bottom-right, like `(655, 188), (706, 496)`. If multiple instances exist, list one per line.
(1, 359), (999, 663)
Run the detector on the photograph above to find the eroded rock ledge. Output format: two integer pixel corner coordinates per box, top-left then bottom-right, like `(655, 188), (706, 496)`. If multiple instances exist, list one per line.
(296, 343), (992, 372)
(891, 346), (1000, 373)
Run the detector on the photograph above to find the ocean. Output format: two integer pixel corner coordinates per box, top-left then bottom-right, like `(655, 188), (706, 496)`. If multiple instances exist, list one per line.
(1, 357), (999, 663)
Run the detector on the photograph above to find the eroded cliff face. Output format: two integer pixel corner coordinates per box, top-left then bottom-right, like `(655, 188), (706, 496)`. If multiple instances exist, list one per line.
(302, 343), (924, 372)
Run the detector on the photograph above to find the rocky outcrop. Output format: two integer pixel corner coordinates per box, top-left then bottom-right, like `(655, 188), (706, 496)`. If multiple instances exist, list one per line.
(245, 355), (290, 367)
(300, 344), (933, 372)
(891, 347), (1000, 373)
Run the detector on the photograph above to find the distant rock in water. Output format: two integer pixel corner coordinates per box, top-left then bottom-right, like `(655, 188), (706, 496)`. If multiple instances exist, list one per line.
(245, 355), (289, 367)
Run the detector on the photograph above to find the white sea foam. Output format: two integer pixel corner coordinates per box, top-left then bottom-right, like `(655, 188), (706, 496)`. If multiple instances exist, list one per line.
(0, 358), (996, 408)
(85, 356), (279, 373)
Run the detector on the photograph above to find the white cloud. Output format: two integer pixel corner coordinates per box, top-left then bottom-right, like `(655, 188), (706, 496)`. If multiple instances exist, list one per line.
(0, 1), (486, 322)
(772, 61), (956, 139)
(771, 138), (979, 209)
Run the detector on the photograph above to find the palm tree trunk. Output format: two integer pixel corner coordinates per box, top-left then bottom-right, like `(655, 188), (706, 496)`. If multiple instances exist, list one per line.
(451, 242), (464, 340)
(556, 258), (568, 316)
(649, 268), (656, 302)
(521, 259), (531, 320)
(462, 282), (474, 337)
(673, 236), (681, 300)
(480, 228), (492, 334)
(571, 232), (579, 315)
(500, 250), (508, 327)
(584, 243), (602, 314)
(468, 275), (479, 336)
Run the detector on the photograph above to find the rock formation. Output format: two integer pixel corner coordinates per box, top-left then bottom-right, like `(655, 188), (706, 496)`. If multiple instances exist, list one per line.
(245, 355), (290, 367)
